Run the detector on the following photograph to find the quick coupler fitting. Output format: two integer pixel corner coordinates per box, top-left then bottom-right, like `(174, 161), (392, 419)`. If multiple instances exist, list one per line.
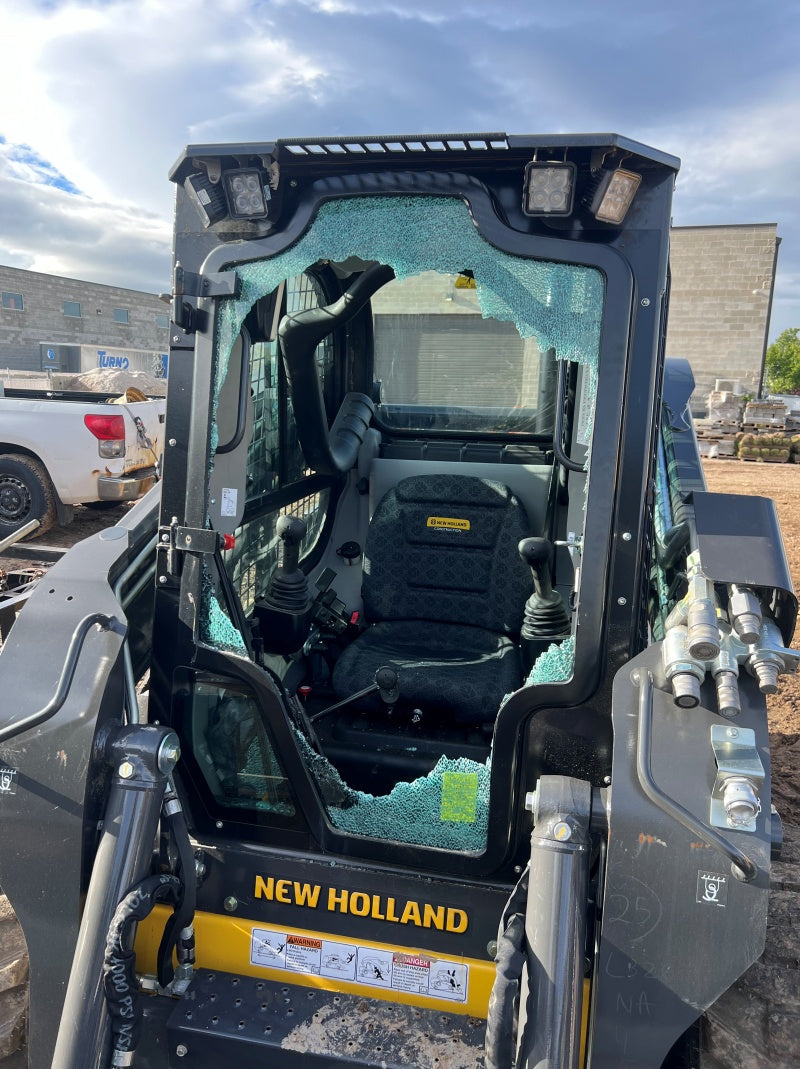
(663, 624), (706, 708)
(712, 634), (742, 717)
(722, 776), (762, 828)
(746, 617), (787, 694)
(728, 585), (763, 647)
(683, 552), (721, 661)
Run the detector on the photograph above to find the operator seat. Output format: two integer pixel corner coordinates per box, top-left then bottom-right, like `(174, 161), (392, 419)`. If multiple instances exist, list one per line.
(331, 474), (533, 724)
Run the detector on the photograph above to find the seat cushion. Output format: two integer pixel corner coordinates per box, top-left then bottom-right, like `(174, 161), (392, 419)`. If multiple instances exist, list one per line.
(332, 620), (522, 724)
(362, 474), (532, 637)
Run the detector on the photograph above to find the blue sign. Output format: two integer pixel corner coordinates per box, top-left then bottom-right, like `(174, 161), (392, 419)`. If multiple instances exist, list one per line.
(46, 348), (56, 361)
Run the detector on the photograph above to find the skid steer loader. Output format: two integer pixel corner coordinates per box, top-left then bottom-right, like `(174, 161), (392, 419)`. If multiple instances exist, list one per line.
(0, 132), (796, 1069)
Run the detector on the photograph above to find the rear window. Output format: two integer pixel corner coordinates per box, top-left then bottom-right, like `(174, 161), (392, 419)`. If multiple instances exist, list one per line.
(372, 269), (591, 436)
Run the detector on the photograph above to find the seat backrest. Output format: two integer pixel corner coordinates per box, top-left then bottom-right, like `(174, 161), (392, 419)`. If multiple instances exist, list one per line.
(362, 474), (533, 636)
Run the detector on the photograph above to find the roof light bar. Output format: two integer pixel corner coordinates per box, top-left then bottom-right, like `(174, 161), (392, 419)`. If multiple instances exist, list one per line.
(522, 161), (576, 217)
(591, 167), (641, 224)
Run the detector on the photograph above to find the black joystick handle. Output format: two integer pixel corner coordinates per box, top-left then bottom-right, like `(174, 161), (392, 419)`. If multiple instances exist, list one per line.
(518, 537), (556, 601)
(375, 666), (399, 706)
(276, 515), (306, 575)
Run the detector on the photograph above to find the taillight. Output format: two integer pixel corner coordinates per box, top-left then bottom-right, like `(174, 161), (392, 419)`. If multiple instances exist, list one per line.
(84, 413), (126, 458)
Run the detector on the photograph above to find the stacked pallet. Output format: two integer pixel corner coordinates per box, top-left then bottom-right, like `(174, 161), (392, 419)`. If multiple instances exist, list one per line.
(742, 400), (788, 430)
(695, 386), (743, 457)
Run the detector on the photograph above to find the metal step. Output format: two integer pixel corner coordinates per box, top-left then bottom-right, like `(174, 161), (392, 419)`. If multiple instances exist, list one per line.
(166, 969), (486, 1068)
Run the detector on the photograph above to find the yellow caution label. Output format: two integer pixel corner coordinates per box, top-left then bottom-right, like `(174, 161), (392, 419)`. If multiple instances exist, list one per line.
(427, 516), (470, 531)
(454, 275), (477, 289)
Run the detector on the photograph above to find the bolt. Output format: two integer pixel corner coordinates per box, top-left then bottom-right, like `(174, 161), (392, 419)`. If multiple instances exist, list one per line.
(290, 179), (297, 187)
(224, 896), (238, 912)
(118, 761), (135, 780)
(603, 775), (612, 786)
(727, 727), (739, 738)
(161, 533), (170, 543)
(622, 532), (632, 541)
(553, 821), (572, 841)
(172, 335), (181, 343)
(158, 575), (167, 585)
(487, 940), (498, 959)
(185, 535), (192, 545)
(168, 438), (177, 447)
(157, 733), (181, 773)
(176, 1045), (188, 1058)
(617, 596), (627, 606)
(641, 297), (651, 307)
(216, 820), (224, 829)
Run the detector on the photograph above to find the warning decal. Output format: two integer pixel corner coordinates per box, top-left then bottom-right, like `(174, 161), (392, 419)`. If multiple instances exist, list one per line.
(250, 926), (467, 1002)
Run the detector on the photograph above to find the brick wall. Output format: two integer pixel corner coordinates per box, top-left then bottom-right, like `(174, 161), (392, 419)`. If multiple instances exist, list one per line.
(666, 224), (777, 410)
(0, 264), (169, 372)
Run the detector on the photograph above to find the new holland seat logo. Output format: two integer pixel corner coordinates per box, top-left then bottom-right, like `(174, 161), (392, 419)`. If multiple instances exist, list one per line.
(427, 516), (470, 532)
(255, 876), (468, 933)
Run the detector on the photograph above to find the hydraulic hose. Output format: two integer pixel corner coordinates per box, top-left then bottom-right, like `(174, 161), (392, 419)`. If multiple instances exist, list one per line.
(484, 865), (529, 1069)
(156, 786), (197, 987)
(104, 874), (181, 1063)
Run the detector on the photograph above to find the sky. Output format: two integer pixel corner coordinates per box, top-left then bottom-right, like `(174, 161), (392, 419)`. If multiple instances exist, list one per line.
(0, 0), (799, 342)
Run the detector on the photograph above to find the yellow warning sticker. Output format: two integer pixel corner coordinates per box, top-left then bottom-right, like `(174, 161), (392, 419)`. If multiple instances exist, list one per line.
(250, 926), (469, 1002)
(440, 771), (479, 823)
(454, 275), (477, 289)
(427, 516), (470, 531)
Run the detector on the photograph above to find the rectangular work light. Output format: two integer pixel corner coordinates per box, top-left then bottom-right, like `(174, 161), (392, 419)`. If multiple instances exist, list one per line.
(184, 172), (228, 227)
(522, 161), (576, 217)
(222, 168), (271, 220)
(590, 167), (641, 224)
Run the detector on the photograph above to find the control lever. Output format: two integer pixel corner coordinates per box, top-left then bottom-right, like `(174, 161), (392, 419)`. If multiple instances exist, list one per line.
(253, 515), (313, 654)
(310, 666), (400, 722)
(518, 537), (571, 670)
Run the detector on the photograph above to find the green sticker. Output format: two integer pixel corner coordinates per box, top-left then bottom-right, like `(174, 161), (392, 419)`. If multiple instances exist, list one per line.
(440, 771), (479, 823)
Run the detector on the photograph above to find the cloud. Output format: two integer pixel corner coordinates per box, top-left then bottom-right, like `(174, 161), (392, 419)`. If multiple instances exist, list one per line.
(0, 147), (171, 292)
(0, 0), (798, 336)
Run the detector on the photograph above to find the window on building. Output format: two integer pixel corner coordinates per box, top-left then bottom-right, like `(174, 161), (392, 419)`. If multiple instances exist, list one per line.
(155, 312), (170, 330)
(1, 292), (24, 311)
(113, 308), (129, 324)
(63, 301), (82, 318)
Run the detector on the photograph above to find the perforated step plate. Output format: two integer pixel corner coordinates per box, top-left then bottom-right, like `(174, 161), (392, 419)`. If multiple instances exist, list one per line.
(167, 969), (486, 1068)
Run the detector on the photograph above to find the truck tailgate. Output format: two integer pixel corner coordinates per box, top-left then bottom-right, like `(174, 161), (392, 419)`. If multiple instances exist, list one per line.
(119, 398), (166, 473)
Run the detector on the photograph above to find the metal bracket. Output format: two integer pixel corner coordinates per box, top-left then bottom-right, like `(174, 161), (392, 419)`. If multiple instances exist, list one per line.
(171, 262), (239, 334)
(174, 262), (239, 300)
(159, 522), (221, 578)
(710, 725), (765, 834)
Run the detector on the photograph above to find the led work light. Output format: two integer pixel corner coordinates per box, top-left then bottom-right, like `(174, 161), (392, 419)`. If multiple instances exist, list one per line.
(223, 169), (270, 220)
(522, 162), (576, 217)
(184, 172), (228, 227)
(590, 167), (641, 225)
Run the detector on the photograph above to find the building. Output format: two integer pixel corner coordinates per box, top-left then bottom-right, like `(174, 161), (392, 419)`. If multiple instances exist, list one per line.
(666, 223), (779, 409)
(0, 264), (170, 378)
(1, 222), (779, 407)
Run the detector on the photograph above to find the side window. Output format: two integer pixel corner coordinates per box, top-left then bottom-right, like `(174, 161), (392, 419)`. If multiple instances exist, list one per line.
(222, 271), (335, 615)
(185, 674), (296, 817)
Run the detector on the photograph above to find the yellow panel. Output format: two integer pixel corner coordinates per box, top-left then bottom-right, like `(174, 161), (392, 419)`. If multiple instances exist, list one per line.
(135, 907), (495, 1017)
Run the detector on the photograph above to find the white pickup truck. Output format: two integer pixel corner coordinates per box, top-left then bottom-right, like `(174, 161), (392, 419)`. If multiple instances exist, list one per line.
(0, 383), (165, 538)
